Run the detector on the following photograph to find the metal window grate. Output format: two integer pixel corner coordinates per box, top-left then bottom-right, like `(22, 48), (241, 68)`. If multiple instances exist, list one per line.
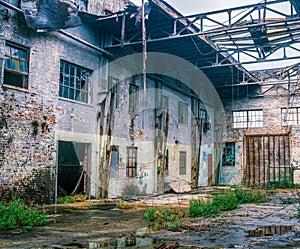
(243, 134), (291, 187)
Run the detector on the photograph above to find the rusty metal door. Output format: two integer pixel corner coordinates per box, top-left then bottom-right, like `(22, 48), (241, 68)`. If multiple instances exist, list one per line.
(244, 134), (291, 186)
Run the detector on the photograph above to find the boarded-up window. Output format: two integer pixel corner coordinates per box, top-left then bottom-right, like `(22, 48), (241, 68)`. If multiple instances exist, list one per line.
(179, 151), (187, 175)
(4, 42), (29, 89)
(129, 84), (138, 113)
(222, 142), (235, 166)
(233, 110), (263, 128)
(127, 147), (137, 177)
(281, 107), (300, 126)
(59, 60), (92, 103)
(179, 101), (188, 125)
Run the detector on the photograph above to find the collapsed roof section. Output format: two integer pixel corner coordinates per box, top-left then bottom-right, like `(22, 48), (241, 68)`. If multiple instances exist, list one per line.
(94, 0), (300, 95)
(19, 0), (128, 30)
(20, 0), (82, 29)
(97, 0), (257, 93)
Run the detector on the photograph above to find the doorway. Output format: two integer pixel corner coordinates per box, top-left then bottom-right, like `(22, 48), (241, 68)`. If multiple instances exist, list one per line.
(57, 141), (90, 196)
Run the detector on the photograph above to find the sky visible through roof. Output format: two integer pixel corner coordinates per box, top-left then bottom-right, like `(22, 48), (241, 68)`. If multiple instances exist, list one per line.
(130, 0), (264, 15)
(129, 0), (300, 71)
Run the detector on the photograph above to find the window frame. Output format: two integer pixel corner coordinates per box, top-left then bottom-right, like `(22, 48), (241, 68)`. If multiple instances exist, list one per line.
(126, 147), (137, 177)
(281, 107), (300, 126)
(232, 109), (263, 129)
(59, 60), (92, 104)
(128, 83), (139, 113)
(178, 101), (188, 125)
(108, 76), (120, 109)
(179, 151), (187, 175)
(4, 42), (29, 90)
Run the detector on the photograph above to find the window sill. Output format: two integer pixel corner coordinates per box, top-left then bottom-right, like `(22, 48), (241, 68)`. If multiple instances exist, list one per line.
(2, 84), (29, 93)
(58, 97), (93, 107)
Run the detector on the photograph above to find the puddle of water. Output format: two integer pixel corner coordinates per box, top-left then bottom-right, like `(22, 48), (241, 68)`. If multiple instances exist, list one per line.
(31, 236), (164, 249)
(245, 225), (294, 237)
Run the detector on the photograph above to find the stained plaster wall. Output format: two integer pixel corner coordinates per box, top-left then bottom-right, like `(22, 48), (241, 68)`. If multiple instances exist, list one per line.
(108, 74), (218, 197)
(220, 81), (300, 185)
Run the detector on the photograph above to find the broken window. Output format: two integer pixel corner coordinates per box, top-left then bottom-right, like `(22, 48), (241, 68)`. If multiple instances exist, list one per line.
(4, 42), (29, 89)
(129, 83), (139, 113)
(281, 107), (300, 126)
(127, 147), (137, 177)
(179, 151), (187, 175)
(178, 101), (188, 125)
(59, 60), (92, 103)
(233, 110), (263, 128)
(222, 142), (235, 166)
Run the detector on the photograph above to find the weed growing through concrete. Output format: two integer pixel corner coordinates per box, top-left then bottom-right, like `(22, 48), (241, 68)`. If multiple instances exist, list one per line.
(57, 196), (76, 204)
(142, 207), (185, 230)
(0, 198), (49, 230)
(232, 187), (267, 204)
(142, 188), (268, 229)
(189, 188), (267, 218)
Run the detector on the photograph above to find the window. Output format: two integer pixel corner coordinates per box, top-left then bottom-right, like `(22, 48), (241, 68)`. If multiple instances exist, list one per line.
(233, 110), (263, 128)
(178, 101), (188, 125)
(59, 60), (92, 103)
(4, 42), (29, 89)
(129, 84), (139, 113)
(179, 151), (187, 175)
(157, 95), (169, 131)
(282, 107), (300, 126)
(110, 146), (119, 178)
(161, 95), (169, 110)
(108, 76), (120, 109)
(200, 109), (208, 122)
(222, 142), (235, 166)
(127, 147), (137, 177)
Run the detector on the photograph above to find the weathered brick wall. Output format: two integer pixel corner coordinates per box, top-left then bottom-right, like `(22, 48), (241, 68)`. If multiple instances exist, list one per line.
(0, 0), (114, 203)
(0, 4), (58, 203)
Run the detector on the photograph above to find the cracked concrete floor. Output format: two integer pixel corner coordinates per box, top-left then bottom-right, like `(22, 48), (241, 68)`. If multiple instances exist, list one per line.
(0, 188), (299, 249)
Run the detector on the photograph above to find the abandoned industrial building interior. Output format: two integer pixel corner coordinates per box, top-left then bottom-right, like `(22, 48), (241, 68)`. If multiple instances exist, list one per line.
(0, 0), (300, 204)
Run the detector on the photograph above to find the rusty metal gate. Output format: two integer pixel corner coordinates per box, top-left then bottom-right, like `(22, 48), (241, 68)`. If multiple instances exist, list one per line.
(243, 134), (291, 186)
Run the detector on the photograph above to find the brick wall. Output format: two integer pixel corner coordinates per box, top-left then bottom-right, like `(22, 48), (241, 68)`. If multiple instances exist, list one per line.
(0, 0), (126, 203)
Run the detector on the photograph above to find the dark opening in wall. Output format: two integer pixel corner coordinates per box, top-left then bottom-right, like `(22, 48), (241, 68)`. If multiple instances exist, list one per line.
(58, 141), (89, 196)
